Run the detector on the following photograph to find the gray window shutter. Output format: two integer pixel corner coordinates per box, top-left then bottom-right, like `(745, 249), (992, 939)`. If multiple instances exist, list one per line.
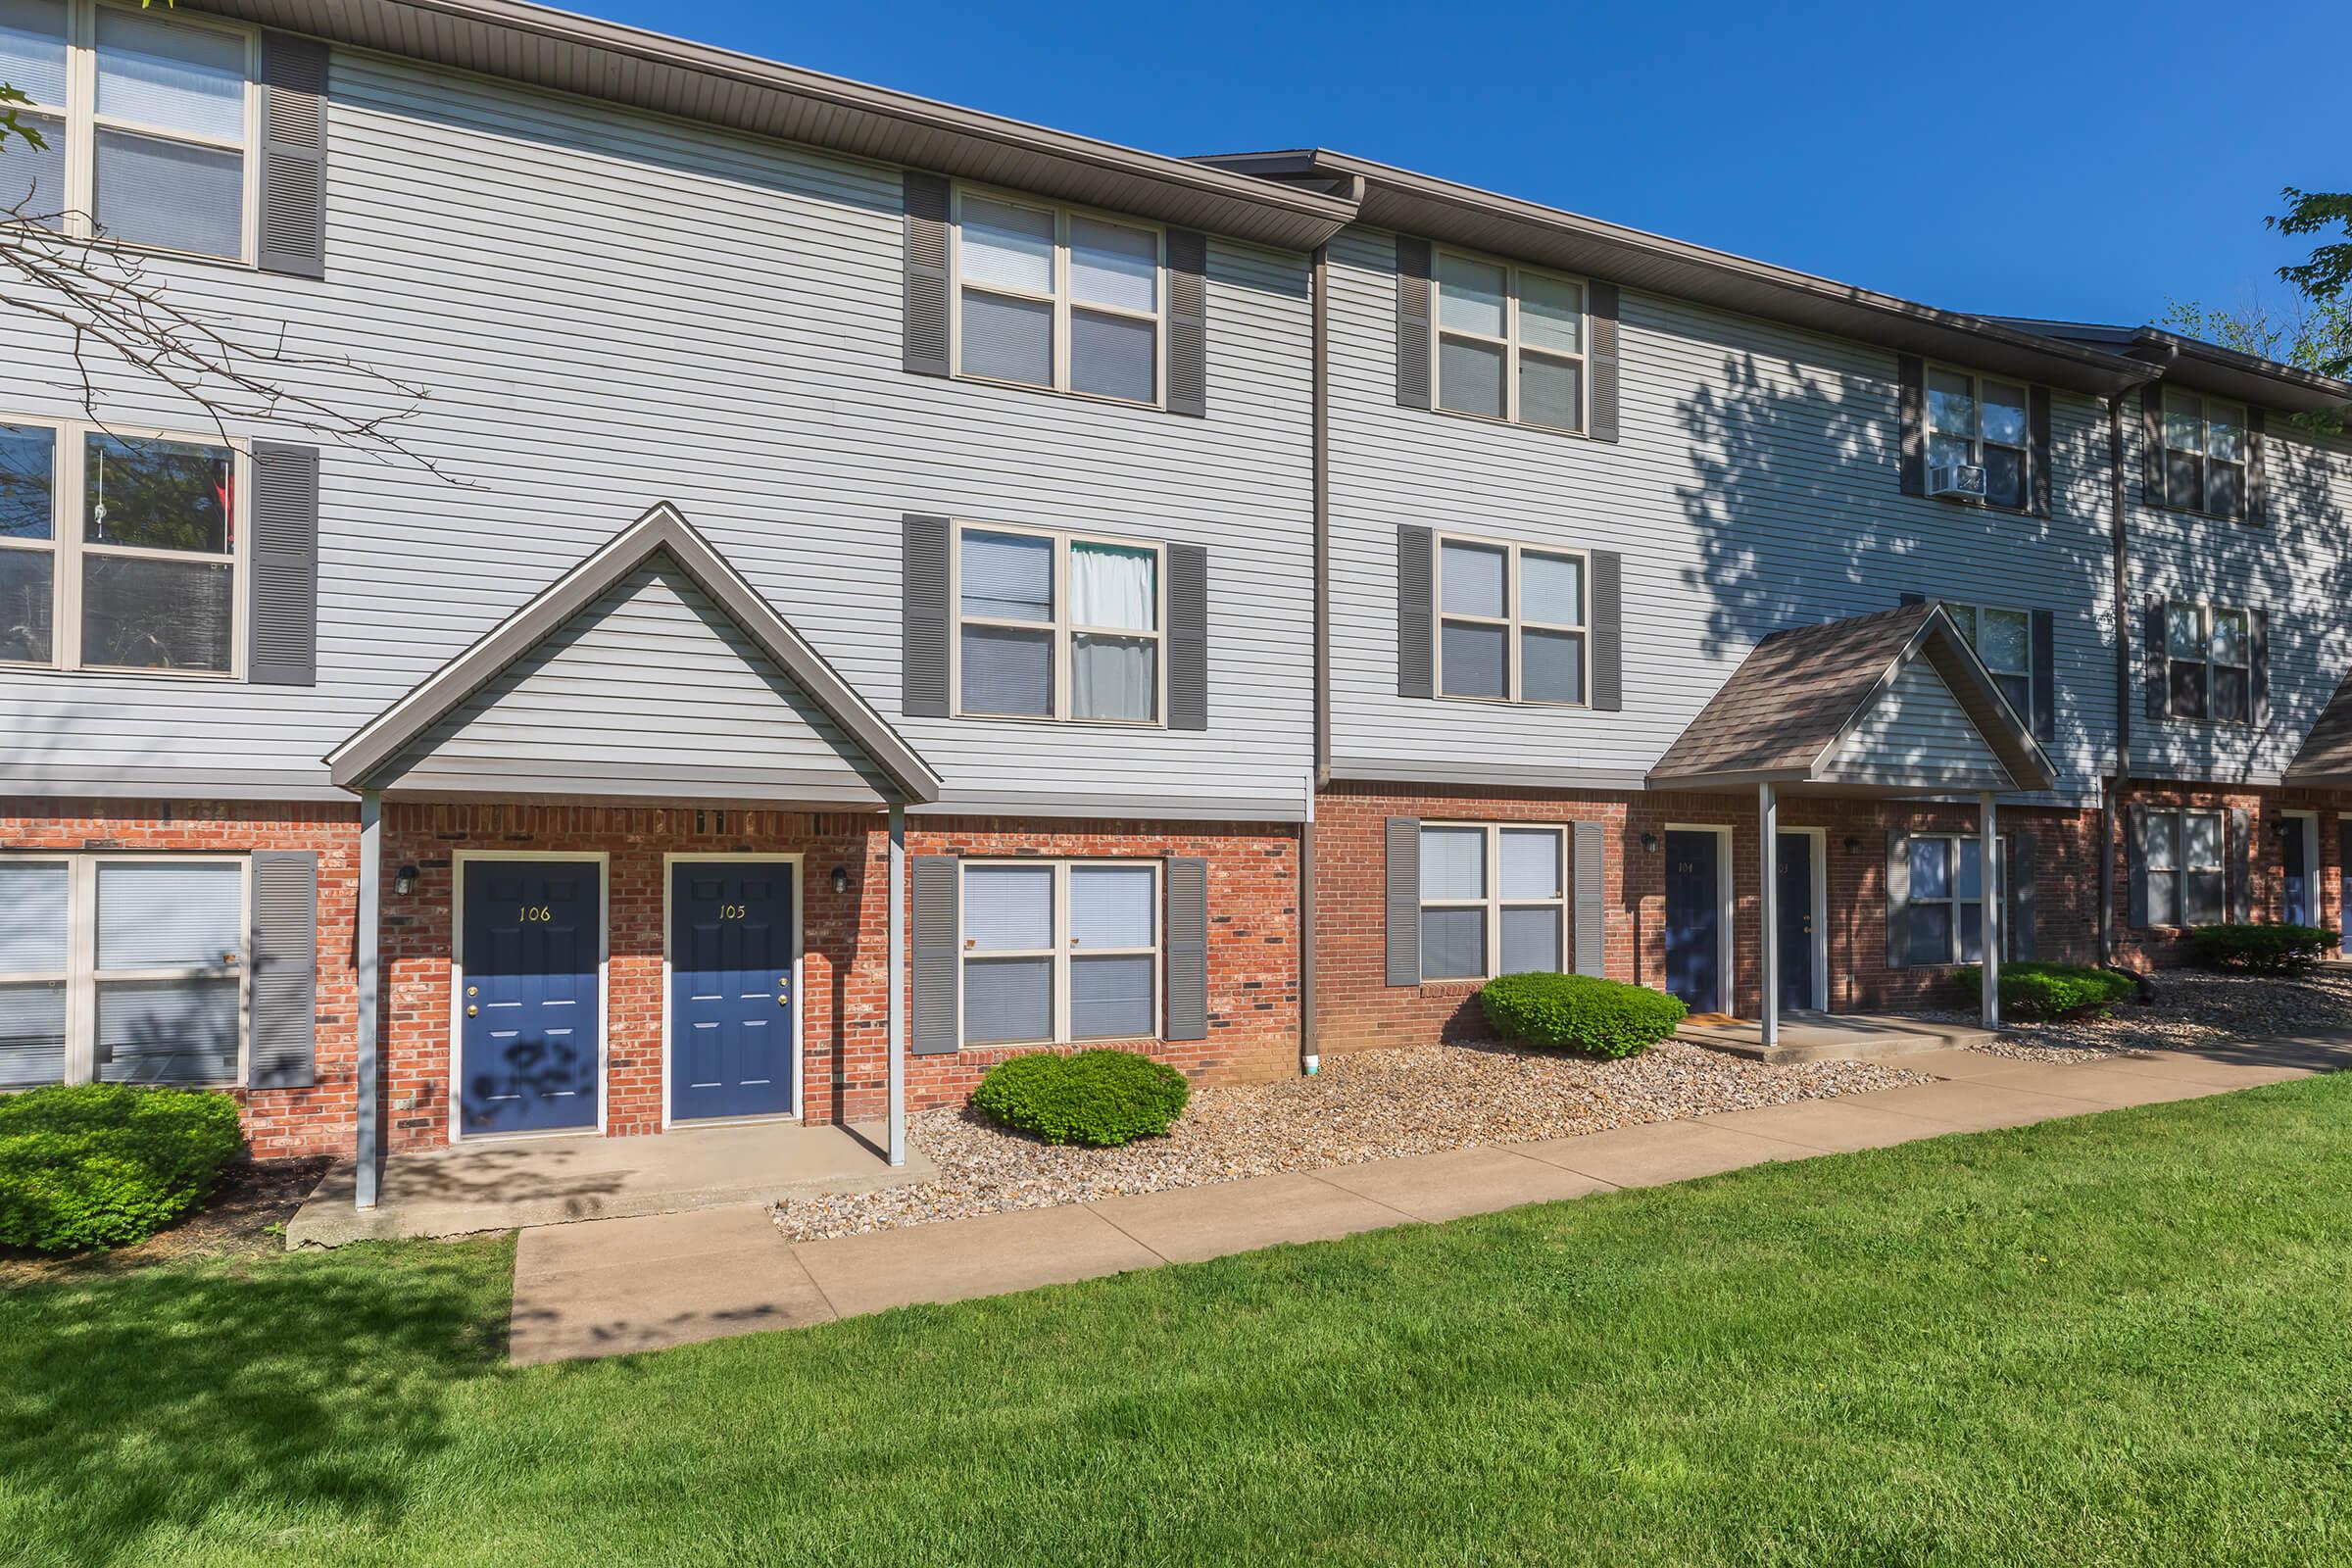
(249, 441), (319, 686)
(2028, 384), (2053, 517)
(1167, 543), (1208, 730)
(256, 32), (327, 279)
(2128, 806), (2151, 928)
(2246, 408), (2268, 524)
(1886, 830), (1912, 968)
(1166, 228), (1208, 417)
(1587, 282), (1621, 443)
(2009, 830), (2038, 959)
(2229, 808), (2252, 923)
(903, 172), (952, 377)
(1396, 524), (1434, 699)
(902, 514), (951, 717)
(1591, 550), (1623, 711)
(248, 850), (318, 1088)
(1394, 236), (1432, 409)
(1897, 356), (1926, 496)
(1385, 816), (1421, 987)
(2031, 609), (2056, 743)
(1165, 857), (1208, 1040)
(911, 855), (959, 1054)
(2143, 596), (2169, 721)
(2251, 609), (2270, 728)
(2141, 384), (2167, 508)
(1571, 820), (1606, 976)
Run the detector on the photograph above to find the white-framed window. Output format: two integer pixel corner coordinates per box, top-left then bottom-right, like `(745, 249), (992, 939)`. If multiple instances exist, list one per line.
(2164, 601), (2252, 724)
(1417, 823), (1568, 981)
(959, 859), (1159, 1048)
(1432, 250), (1588, 432)
(1435, 533), (1587, 705)
(1936, 601), (2034, 720)
(954, 521), (1162, 724)
(952, 187), (1164, 407)
(1904, 835), (2007, 965)
(0, 0), (258, 262)
(1926, 366), (2030, 510)
(2161, 390), (2248, 517)
(0, 416), (245, 675)
(2142, 807), (2226, 926)
(0, 853), (248, 1089)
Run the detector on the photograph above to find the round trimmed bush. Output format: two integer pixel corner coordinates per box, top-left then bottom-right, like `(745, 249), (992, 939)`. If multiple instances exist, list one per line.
(1479, 972), (1687, 1059)
(0, 1083), (244, 1252)
(970, 1049), (1191, 1147)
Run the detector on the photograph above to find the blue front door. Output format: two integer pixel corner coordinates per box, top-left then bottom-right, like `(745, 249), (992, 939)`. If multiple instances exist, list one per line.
(460, 860), (601, 1136)
(1776, 832), (1815, 1010)
(670, 860), (796, 1121)
(1664, 830), (1721, 1014)
(2282, 818), (2312, 925)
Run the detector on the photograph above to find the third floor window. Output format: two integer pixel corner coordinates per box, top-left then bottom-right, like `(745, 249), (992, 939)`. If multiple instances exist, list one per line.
(2161, 391), (2248, 519)
(1433, 252), (1587, 432)
(0, 0), (256, 262)
(953, 190), (1164, 407)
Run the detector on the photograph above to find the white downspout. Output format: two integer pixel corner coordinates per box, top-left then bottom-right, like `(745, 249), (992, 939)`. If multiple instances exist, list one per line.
(886, 802), (906, 1167)
(354, 788), (381, 1210)
(1981, 790), (2001, 1028)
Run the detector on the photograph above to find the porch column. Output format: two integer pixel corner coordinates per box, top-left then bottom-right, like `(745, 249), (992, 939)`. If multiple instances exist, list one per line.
(1980, 790), (2000, 1028)
(886, 803), (906, 1168)
(1758, 782), (1779, 1049)
(354, 789), (381, 1210)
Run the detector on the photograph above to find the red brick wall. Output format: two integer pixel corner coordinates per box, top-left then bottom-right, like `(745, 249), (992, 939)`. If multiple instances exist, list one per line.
(0, 798), (361, 1158)
(376, 804), (1300, 1152)
(2108, 784), (2352, 970)
(1312, 783), (2110, 1054)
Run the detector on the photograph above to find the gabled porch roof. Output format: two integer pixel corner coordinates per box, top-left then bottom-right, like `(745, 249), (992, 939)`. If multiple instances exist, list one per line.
(325, 502), (942, 806)
(1649, 602), (2057, 797)
(2284, 665), (2352, 788)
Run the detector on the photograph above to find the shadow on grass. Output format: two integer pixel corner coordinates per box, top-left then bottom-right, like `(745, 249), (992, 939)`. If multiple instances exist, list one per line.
(0, 1237), (513, 1564)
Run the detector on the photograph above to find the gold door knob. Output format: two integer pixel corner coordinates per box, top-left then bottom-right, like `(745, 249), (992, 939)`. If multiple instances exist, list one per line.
(466, 1004), (478, 1017)
(777, 994), (790, 1006)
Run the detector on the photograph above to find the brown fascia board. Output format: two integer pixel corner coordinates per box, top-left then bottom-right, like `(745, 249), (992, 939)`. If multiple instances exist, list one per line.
(1991, 318), (2352, 416)
(1194, 149), (2164, 398)
(183, 0), (1357, 252)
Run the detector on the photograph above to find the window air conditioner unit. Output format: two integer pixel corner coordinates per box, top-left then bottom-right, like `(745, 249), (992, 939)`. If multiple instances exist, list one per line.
(1928, 461), (1986, 499)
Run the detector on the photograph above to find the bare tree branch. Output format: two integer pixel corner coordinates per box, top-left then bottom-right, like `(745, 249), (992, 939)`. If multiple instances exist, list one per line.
(2, 194), (459, 481)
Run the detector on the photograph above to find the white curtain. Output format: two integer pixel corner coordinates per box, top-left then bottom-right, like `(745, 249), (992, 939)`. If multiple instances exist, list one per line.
(1073, 635), (1155, 721)
(1071, 542), (1154, 630)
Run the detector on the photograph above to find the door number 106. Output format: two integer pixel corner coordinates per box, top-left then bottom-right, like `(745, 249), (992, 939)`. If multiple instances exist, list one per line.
(517, 905), (554, 922)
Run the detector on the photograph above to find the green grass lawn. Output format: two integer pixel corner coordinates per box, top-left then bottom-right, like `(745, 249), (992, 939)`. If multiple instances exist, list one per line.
(9, 1079), (2352, 1567)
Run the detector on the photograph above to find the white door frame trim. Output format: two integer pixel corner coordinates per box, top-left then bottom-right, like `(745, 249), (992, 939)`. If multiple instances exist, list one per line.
(1665, 822), (1737, 1014)
(660, 852), (807, 1130)
(447, 850), (612, 1146)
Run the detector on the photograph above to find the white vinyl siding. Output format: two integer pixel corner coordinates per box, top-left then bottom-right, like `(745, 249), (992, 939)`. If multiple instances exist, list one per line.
(953, 187), (1165, 408)
(0, 0), (258, 261)
(959, 858), (1159, 1048)
(0, 416), (244, 677)
(1417, 823), (1566, 980)
(0, 853), (247, 1088)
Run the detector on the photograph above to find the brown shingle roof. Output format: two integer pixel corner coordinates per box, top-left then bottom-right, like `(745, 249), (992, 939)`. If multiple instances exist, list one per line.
(1650, 603), (2055, 793)
(2286, 666), (2352, 785)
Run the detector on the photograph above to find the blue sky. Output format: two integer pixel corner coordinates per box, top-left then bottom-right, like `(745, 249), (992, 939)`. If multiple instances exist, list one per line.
(590, 0), (2346, 331)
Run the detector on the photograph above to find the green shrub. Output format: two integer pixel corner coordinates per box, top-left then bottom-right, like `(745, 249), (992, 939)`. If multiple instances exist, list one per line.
(970, 1049), (1191, 1147)
(1478, 972), (1688, 1059)
(1954, 961), (2138, 1021)
(2186, 922), (2340, 975)
(0, 1083), (243, 1252)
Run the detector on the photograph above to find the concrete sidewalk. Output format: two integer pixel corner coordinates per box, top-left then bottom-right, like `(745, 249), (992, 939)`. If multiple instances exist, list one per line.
(506, 1033), (2351, 1365)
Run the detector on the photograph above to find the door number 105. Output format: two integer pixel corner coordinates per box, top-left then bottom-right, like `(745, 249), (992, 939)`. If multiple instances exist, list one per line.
(718, 904), (749, 920)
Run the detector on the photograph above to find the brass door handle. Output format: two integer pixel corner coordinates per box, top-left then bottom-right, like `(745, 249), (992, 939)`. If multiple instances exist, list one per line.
(777, 994), (790, 1006)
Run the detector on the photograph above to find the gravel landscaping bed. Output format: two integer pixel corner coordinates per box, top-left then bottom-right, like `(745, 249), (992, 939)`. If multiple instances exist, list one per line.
(773, 1041), (1929, 1242)
(1945, 968), (2352, 1061)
